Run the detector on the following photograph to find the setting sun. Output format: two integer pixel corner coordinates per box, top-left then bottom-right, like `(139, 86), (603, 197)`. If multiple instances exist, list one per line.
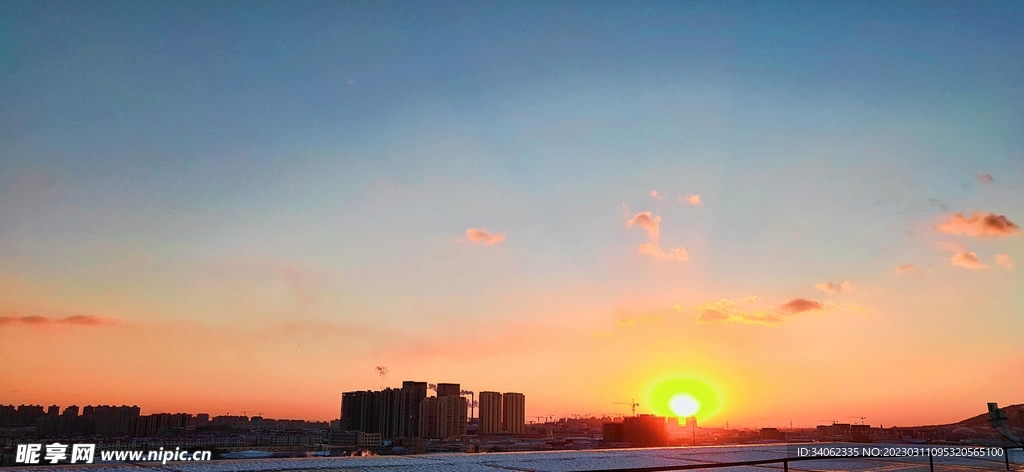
(648, 377), (723, 422)
(668, 393), (700, 417)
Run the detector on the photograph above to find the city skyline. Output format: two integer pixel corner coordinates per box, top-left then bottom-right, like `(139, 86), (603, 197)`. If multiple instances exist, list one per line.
(1, 1), (1023, 429)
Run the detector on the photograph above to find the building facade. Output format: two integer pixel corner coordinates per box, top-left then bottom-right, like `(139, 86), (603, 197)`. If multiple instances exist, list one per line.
(478, 391), (502, 434)
(501, 392), (525, 434)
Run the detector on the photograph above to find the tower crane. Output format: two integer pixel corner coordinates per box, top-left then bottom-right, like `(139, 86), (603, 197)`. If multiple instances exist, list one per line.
(614, 399), (640, 416)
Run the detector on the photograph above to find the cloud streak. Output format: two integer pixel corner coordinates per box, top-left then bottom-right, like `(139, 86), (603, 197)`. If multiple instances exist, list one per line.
(777, 298), (830, 315)
(894, 264), (917, 275)
(0, 315), (118, 327)
(995, 254), (1013, 270)
(463, 228), (505, 246)
(695, 299), (783, 325)
(680, 194), (702, 206)
(936, 212), (1021, 238)
(690, 297), (838, 326)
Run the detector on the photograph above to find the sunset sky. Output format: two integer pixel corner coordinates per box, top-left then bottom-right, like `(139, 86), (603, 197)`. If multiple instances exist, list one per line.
(1, 2), (1022, 428)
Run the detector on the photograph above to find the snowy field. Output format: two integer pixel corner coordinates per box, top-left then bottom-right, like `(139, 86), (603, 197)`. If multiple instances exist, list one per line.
(6, 443), (1022, 472)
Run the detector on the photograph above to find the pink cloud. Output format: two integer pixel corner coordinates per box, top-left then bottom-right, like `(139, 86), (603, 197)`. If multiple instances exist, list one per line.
(627, 212), (661, 239)
(976, 173), (995, 185)
(894, 264), (917, 275)
(950, 252), (987, 270)
(777, 298), (829, 315)
(638, 242), (689, 261)
(679, 194), (702, 205)
(688, 296), (857, 326)
(0, 315), (117, 327)
(936, 212), (1021, 238)
(463, 228), (505, 246)
(995, 254), (1013, 270)
(649, 190), (663, 200)
(814, 281), (855, 294)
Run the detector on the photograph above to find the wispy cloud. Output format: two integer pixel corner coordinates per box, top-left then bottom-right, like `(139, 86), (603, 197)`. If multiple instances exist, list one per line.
(0, 315), (119, 327)
(649, 190), (663, 200)
(680, 194), (702, 206)
(995, 254), (1013, 270)
(627, 212), (661, 239)
(687, 295), (867, 326)
(695, 299), (782, 325)
(976, 173), (995, 185)
(462, 228), (505, 246)
(743, 296), (758, 302)
(814, 281), (855, 294)
(936, 212), (1021, 238)
(950, 252), (987, 270)
(638, 243), (689, 261)
(894, 264), (918, 275)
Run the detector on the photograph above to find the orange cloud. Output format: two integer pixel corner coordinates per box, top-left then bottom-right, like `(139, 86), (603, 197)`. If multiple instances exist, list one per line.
(680, 194), (702, 205)
(692, 298), (839, 326)
(777, 298), (829, 315)
(814, 281), (855, 294)
(695, 299), (782, 325)
(0, 315), (117, 327)
(638, 242), (689, 261)
(976, 173), (994, 185)
(894, 264), (917, 275)
(463, 228), (505, 246)
(649, 190), (663, 200)
(935, 212), (1021, 238)
(995, 254), (1013, 270)
(627, 212), (661, 239)
(950, 252), (987, 270)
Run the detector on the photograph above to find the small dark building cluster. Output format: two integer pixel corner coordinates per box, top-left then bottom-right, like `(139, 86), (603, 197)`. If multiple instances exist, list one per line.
(334, 381), (526, 454)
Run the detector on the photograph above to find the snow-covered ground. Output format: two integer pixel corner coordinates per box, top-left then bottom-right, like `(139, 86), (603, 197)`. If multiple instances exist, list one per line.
(7, 443), (1022, 472)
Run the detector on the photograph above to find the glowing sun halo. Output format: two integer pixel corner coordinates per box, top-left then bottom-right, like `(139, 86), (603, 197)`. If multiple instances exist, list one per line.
(669, 392), (701, 417)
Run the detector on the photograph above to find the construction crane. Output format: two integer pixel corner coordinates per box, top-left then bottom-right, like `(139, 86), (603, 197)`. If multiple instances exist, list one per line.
(614, 399), (640, 416)
(848, 416), (867, 425)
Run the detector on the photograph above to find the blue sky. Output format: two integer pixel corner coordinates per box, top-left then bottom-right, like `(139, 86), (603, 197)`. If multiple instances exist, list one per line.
(1, 1), (1022, 423)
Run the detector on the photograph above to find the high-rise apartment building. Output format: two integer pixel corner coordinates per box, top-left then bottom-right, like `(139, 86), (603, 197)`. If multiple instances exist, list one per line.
(435, 383), (460, 399)
(417, 397), (439, 439)
(340, 388), (403, 439)
(400, 381), (427, 438)
(478, 391), (502, 434)
(438, 395), (468, 438)
(501, 392), (525, 434)
(417, 395), (467, 439)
